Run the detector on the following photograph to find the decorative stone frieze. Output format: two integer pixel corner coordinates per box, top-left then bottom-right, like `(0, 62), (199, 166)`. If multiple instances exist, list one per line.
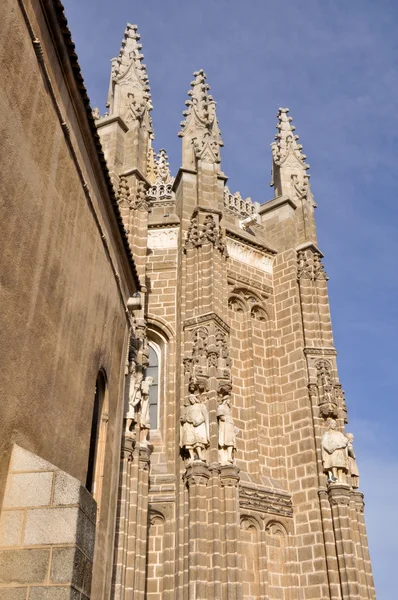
(147, 228), (178, 249)
(239, 485), (293, 517)
(226, 239), (273, 273)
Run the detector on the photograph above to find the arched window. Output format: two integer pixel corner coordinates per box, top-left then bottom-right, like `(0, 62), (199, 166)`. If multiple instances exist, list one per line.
(146, 345), (159, 429)
(86, 370), (108, 516)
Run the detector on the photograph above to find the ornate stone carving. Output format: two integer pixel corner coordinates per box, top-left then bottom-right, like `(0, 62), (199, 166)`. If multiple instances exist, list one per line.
(184, 213), (227, 255)
(178, 69), (223, 166)
(346, 433), (359, 489)
(184, 217), (200, 250)
(297, 248), (328, 281)
(180, 394), (210, 463)
(107, 24), (153, 135)
(224, 186), (257, 218)
(217, 395), (238, 465)
(147, 148), (174, 204)
(132, 180), (150, 211)
(315, 359), (338, 419)
(117, 175), (131, 209)
(321, 419), (349, 485)
(239, 486), (293, 517)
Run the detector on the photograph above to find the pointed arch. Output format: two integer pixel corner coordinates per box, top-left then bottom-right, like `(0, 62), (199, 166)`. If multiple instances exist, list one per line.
(86, 369), (109, 518)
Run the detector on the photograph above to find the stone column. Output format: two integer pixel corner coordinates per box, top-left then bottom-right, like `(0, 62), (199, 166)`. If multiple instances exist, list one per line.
(184, 462), (210, 600)
(219, 465), (242, 600)
(112, 433), (135, 600)
(328, 485), (360, 600)
(132, 447), (151, 600)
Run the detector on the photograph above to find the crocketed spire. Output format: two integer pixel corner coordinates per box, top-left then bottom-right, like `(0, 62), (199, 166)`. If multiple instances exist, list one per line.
(271, 108), (309, 171)
(270, 108), (313, 202)
(178, 69), (223, 168)
(106, 23), (153, 136)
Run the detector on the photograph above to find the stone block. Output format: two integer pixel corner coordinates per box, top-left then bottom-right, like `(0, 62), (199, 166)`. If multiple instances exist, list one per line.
(0, 589), (27, 600)
(28, 588), (80, 600)
(51, 546), (92, 596)
(10, 445), (54, 473)
(53, 472), (96, 524)
(0, 511), (24, 547)
(24, 507), (79, 546)
(3, 472), (53, 508)
(0, 548), (50, 584)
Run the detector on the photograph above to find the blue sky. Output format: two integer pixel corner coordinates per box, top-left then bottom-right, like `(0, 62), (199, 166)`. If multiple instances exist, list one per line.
(63, 1), (398, 596)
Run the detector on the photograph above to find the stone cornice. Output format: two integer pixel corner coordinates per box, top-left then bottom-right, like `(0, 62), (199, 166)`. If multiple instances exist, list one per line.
(95, 114), (129, 132)
(226, 227), (277, 255)
(258, 195), (297, 215)
(183, 312), (230, 334)
(296, 241), (324, 258)
(304, 347), (337, 357)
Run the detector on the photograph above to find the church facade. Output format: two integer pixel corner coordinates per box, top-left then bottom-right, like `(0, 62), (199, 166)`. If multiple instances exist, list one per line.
(0, 2), (376, 599)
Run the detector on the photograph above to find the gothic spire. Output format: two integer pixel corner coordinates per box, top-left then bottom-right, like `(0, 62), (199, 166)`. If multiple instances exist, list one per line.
(270, 108), (312, 202)
(178, 69), (223, 169)
(106, 23), (153, 136)
(271, 108), (309, 171)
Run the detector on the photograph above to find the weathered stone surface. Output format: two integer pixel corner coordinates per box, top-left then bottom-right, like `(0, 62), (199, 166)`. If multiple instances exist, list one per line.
(0, 511), (24, 547)
(3, 472), (53, 508)
(0, 588), (27, 600)
(28, 588), (80, 600)
(0, 549), (50, 584)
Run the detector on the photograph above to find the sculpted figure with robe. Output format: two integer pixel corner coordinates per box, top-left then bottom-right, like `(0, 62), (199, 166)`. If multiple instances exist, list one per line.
(346, 433), (360, 489)
(217, 395), (237, 465)
(180, 394), (209, 462)
(126, 374), (154, 445)
(321, 419), (349, 484)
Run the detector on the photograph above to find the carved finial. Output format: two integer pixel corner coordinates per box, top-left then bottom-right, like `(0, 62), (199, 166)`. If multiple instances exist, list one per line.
(178, 69), (223, 167)
(146, 145), (157, 183)
(270, 108), (315, 204)
(146, 148), (174, 204)
(107, 23), (153, 136)
(157, 149), (172, 182)
(271, 108), (309, 170)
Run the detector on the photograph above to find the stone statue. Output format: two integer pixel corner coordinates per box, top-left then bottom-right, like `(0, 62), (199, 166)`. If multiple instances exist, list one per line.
(126, 374), (154, 445)
(180, 394), (209, 462)
(321, 419), (349, 484)
(217, 395), (237, 465)
(346, 433), (359, 489)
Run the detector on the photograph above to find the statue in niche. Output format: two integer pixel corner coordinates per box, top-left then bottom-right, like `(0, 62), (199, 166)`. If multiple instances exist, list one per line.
(127, 374), (154, 446)
(321, 419), (349, 484)
(217, 395), (238, 465)
(180, 394), (209, 463)
(346, 433), (360, 489)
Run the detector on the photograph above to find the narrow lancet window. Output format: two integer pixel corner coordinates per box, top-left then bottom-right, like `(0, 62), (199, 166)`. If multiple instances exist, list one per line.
(146, 345), (159, 429)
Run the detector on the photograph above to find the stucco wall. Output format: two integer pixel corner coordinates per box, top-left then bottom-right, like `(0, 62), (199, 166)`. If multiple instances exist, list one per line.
(0, 0), (136, 569)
